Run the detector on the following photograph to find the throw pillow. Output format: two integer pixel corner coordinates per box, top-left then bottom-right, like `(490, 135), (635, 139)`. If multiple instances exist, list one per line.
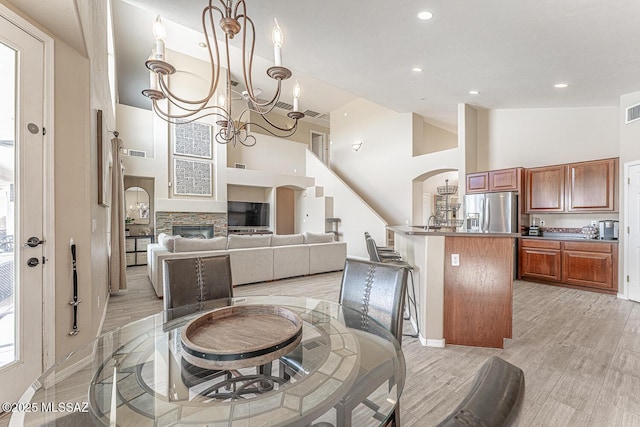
(303, 232), (334, 244)
(173, 236), (228, 252)
(227, 234), (272, 249)
(271, 234), (304, 246)
(158, 233), (176, 251)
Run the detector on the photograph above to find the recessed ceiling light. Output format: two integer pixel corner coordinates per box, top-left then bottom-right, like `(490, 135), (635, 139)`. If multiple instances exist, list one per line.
(554, 83), (569, 88)
(412, 67), (423, 72)
(198, 42), (207, 48)
(469, 90), (480, 95)
(417, 11), (434, 20)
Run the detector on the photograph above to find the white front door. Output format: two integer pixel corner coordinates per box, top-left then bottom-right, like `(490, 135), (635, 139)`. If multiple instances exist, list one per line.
(628, 163), (640, 302)
(0, 13), (45, 403)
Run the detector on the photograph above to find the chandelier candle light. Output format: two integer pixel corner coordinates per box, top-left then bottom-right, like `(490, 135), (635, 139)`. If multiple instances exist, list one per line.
(142, 0), (305, 147)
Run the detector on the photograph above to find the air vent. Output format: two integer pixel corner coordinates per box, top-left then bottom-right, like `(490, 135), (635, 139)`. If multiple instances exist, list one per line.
(275, 101), (293, 110)
(303, 109), (321, 118)
(230, 80), (239, 87)
(234, 163), (246, 169)
(626, 104), (640, 124)
(128, 149), (146, 158)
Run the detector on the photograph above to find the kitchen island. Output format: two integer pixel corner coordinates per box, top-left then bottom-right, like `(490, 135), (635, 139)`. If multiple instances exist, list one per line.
(389, 226), (520, 349)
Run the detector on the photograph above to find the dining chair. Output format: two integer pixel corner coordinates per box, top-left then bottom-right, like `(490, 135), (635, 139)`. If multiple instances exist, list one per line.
(163, 254), (233, 386)
(163, 254), (233, 312)
(335, 258), (408, 427)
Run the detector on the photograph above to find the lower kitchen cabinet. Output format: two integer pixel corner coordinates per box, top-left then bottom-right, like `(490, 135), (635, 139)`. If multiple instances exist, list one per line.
(562, 241), (617, 290)
(520, 240), (562, 282)
(519, 238), (618, 293)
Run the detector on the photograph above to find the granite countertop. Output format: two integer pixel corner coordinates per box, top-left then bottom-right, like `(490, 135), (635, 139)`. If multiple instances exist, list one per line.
(387, 225), (521, 237)
(521, 234), (618, 244)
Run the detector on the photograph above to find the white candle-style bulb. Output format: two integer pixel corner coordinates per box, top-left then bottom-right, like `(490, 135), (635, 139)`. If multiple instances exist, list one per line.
(272, 18), (283, 66)
(153, 16), (166, 60)
(153, 16), (166, 40)
(293, 80), (301, 112)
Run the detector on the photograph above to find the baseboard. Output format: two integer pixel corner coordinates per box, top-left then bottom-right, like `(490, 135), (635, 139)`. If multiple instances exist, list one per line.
(426, 338), (446, 348)
(617, 292), (628, 300)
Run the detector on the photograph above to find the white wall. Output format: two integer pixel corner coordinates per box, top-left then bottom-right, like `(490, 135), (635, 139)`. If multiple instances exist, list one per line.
(330, 98), (463, 227)
(116, 104), (154, 156)
(302, 151), (387, 259)
(478, 106), (619, 170)
(413, 119), (457, 156)
(619, 91), (640, 297)
(227, 132), (307, 176)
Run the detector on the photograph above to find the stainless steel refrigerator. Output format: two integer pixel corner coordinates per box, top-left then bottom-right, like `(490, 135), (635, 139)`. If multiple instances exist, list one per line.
(463, 192), (518, 233)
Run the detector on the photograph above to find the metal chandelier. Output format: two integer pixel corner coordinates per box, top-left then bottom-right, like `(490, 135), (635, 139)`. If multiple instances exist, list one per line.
(142, 0), (305, 147)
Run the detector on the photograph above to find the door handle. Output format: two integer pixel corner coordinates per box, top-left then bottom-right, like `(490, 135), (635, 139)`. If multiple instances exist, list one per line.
(27, 257), (39, 267)
(24, 236), (45, 247)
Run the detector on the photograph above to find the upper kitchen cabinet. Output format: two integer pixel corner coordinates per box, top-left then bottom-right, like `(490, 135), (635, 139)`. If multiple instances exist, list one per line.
(489, 168), (522, 192)
(566, 158), (618, 212)
(526, 165), (565, 212)
(466, 168), (522, 194)
(466, 172), (489, 193)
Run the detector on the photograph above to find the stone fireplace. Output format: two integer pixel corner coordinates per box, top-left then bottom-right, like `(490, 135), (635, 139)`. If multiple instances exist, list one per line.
(156, 212), (227, 237)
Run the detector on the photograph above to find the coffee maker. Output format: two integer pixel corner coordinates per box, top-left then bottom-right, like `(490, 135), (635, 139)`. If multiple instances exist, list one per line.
(598, 220), (619, 240)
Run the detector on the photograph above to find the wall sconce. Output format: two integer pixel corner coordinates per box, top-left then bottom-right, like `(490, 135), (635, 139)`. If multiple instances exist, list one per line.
(352, 141), (363, 151)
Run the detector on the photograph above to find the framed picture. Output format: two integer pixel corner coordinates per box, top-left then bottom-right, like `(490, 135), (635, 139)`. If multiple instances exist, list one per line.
(173, 158), (212, 196)
(173, 120), (213, 159)
(97, 110), (110, 207)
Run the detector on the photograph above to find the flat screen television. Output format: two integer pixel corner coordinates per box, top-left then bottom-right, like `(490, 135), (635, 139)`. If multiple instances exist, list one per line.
(227, 201), (270, 227)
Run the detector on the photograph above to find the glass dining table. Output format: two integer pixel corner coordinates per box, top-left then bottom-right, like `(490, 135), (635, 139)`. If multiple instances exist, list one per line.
(10, 295), (405, 426)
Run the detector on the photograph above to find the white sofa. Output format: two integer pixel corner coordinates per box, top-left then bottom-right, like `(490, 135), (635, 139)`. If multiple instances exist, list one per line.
(147, 232), (347, 298)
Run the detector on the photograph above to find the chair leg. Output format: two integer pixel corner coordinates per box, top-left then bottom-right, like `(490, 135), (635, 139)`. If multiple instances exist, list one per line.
(403, 268), (419, 339)
(335, 402), (351, 427)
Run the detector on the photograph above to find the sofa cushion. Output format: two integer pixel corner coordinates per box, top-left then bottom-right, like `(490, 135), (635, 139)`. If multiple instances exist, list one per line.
(227, 234), (272, 249)
(173, 236), (228, 252)
(158, 233), (176, 252)
(304, 232), (334, 244)
(271, 234), (304, 247)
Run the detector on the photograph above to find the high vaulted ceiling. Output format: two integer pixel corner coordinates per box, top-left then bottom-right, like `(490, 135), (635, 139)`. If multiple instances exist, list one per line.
(115, 0), (640, 130)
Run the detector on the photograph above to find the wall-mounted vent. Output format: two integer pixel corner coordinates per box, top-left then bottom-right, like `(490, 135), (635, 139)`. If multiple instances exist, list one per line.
(275, 101), (293, 111)
(234, 163), (247, 169)
(626, 104), (640, 124)
(230, 80), (239, 87)
(128, 149), (146, 158)
(303, 109), (322, 118)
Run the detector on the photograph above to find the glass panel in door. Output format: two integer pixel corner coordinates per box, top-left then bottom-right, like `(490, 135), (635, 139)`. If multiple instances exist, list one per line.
(0, 40), (15, 369)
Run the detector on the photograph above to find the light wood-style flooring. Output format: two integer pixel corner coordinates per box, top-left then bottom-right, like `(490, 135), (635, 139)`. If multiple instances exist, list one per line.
(102, 266), (640, 426)
(3, 267), (639, 426)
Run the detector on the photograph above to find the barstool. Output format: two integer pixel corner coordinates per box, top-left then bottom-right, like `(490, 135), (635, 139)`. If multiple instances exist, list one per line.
(364, 235), (420, 338)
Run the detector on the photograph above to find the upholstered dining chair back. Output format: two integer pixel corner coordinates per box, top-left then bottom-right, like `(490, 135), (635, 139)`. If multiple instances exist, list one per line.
(163, 254), (233, 313)
(339, 258), (408, 343)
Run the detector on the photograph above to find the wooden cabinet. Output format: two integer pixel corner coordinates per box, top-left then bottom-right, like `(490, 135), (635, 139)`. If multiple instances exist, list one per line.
(525, 158), (618, 213)
(562, 241), (617, 290)
(566, 158), (618, 212)
(466, 168), (521, 194)
(520, 239), (562, 282)
(519, 238), (618, 293)
(489, 168), (521, 192)
(126, 236), (153, 266)
(525, 165), (565, 212)
(466, 172), (489, 193)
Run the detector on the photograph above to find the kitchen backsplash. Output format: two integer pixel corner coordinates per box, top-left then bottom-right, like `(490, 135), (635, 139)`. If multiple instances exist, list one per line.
(534, 213), (619, 228)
